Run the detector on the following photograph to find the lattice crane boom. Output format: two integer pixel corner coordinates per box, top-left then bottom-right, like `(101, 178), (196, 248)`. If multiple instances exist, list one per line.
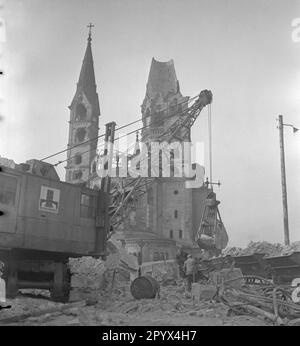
(101, 90), (213, 237)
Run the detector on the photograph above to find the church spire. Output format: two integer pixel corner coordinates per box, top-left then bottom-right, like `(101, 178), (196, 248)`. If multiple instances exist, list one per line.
(66, 25), (100, 184)
(70, 23), (100, 114)
(76, 23), (96, 96)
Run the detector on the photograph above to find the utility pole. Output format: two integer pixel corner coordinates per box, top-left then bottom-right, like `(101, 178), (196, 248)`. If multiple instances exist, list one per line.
(208, 104), (213, 188)
(278, 115), (290, 246)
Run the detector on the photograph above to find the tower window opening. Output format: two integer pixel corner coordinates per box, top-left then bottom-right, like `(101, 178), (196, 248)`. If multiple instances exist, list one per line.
(75, 128), (86, 143)
(75, 103), (87, 121)
(170, 150), (174, 177)
(179, 230), (183, 239)
(152, 113), (163, 127)
(174, 210), (178, 219)
(169, 230), (173, 239)
(74, 154), (82, 165)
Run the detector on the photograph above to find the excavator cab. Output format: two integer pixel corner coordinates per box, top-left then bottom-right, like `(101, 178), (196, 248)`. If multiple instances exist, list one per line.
(196, 192), (228, 255)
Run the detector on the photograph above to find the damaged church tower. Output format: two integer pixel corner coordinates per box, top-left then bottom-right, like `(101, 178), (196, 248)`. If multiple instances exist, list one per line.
(123, 58), (211, 261)
(65, 26), (100, 183)
(141, 58), (190, 142)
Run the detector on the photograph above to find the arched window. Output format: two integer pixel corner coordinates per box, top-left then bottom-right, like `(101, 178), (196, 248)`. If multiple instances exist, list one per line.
(170, 150), (174, 177)
(75, 103), (87, 121)
(152, 113), (163, 127)
(75, 128), (86, 143)
(179, 230), (183, 239)
(74, 154), (82, 165)
(174, 210), (178, 219)
(129, 210), (136, 225)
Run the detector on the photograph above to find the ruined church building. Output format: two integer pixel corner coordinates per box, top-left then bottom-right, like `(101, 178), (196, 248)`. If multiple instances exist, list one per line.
(66, 31), (211, 261)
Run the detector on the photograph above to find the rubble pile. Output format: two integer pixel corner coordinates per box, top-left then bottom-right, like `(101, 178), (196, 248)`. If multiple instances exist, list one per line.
(4, 267), (298, 326)
(68, 257), (106, 302)
(107, 298), (178, 315)
(68, 238), (138, 302)
(0, 296), (65, 322)
(284, 241), (300, 254)
(222, 247), (244, 257)
(223, 241), (300, 257)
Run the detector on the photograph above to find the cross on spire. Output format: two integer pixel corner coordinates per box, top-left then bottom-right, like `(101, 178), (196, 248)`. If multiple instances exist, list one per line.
(87, 22), (94, 41)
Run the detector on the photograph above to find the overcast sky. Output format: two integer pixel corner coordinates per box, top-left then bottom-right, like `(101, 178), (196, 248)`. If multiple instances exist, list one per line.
(1, 0), (300, 247)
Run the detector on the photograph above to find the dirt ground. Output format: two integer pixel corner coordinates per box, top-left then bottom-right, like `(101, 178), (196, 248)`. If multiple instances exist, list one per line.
(0, 283), (270, 326)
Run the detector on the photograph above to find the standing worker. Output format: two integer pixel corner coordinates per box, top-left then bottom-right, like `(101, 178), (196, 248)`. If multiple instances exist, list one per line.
(0, 262), (12, 311)
(176, 247), (187, 278)
(183, 254), (195, 292)
(0, 261), (6, 304)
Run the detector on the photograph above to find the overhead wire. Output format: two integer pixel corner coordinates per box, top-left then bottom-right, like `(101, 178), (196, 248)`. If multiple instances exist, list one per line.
(53, 123), (148, 167)
(40, 93), (200, 162)
(80, 92), (209, 187)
